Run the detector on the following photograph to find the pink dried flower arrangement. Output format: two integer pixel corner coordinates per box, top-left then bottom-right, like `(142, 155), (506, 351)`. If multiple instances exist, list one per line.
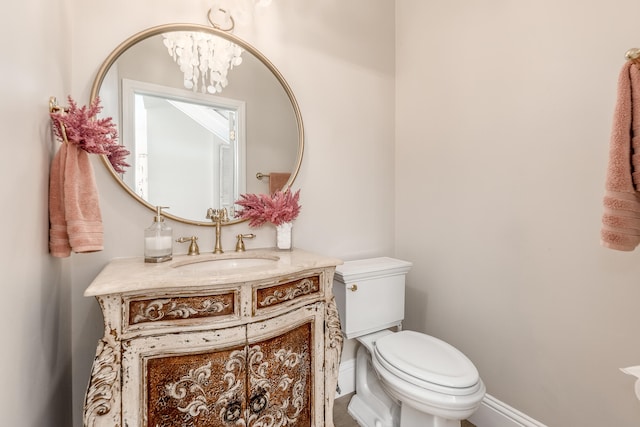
(50, 95), (130, 173)
(235, 189), (301, 227)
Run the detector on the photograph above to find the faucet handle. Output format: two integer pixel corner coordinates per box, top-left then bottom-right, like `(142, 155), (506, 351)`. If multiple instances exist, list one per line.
(235, 233), (256, 252)
(176, 236), (200, 256)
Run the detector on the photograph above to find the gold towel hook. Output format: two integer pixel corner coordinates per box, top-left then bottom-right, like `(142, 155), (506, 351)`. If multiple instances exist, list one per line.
(49, 96), (70, 145)
(625, 48), (640, 63)
(48, 96), (62, 114)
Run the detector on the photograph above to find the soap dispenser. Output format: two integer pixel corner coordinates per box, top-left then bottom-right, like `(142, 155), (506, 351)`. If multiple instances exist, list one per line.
(144, 206), (173, 263)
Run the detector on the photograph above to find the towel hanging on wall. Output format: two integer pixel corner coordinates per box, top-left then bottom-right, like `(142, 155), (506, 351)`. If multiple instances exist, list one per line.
(47, 96), (113, 257)
(601, 61), (640, 251)
(49, 142), (104, 257)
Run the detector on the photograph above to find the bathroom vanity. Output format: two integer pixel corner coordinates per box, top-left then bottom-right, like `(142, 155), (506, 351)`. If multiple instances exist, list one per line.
(83, 249), (343, 427)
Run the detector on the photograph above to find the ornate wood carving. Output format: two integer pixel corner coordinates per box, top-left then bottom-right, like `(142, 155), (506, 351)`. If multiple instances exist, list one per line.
(84, 254), (340, 427)
(83, 337), (120, 427)
(256, 275), (320, 309)
(147, 344), (246, 427)
(324, 296), (344, 427)
(144, 323), (312, 427)
(129, 293), (234, 325)
(246, 322), (312, 426)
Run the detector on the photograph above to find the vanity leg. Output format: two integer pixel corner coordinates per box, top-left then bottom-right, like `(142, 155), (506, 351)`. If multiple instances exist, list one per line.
(84, 295), (122, 427)
(325, 296), (344, 427)
(83, 336), (121, 427)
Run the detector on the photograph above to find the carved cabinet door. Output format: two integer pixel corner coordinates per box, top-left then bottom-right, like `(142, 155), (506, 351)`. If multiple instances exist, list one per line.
(245, 302), (325, 427)
(121, 325), (248, 427)
(121, 303), (325, 427)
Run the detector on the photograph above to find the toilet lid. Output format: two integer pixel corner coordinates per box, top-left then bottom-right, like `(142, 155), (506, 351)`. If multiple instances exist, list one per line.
(374, 330), (479, 389)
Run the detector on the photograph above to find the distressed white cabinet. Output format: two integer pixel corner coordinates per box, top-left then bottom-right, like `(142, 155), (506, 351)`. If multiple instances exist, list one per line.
(82, 249), (343, 427)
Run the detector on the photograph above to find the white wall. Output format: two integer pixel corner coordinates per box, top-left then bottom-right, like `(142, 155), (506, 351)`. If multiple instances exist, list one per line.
(396, 1), (640, 426)
(68, 1), (395, 426)
(0, 0), (73, 425)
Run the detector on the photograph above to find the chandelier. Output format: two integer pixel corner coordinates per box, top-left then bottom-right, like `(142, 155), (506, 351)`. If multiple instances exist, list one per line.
(162, 9), (243, 94)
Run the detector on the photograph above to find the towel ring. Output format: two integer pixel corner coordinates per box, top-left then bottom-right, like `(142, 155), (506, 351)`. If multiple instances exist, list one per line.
(49, 96), (70, 145)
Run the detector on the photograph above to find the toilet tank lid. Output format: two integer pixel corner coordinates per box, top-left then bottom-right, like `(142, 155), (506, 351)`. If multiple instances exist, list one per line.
(334, 257), (413, 282)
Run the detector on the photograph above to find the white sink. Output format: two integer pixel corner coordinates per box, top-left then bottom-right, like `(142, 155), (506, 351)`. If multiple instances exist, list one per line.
(171, 254), (280, 273)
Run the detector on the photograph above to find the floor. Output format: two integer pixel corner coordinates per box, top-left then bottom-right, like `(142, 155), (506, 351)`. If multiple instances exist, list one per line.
(333, 393), (476, 427)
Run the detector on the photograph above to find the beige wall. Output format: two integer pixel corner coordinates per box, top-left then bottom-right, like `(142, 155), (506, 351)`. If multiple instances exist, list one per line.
(9, 1), (640, 426)
(0, 0), (73, 425)
(396, 1), (640, 426)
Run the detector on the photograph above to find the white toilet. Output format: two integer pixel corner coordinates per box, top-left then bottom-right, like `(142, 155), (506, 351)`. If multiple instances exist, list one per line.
(333, 257), (486, 427)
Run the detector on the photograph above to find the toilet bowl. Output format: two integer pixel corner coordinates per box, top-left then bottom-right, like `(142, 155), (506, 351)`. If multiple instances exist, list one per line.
(333, 258), (486, 427)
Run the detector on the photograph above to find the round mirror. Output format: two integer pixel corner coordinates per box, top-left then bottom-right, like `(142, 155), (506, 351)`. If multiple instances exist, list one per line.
(90, 23), (303, 226)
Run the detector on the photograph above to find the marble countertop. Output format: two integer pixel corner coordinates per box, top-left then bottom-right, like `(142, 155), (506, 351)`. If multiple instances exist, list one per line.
(84, 248), (343, 297)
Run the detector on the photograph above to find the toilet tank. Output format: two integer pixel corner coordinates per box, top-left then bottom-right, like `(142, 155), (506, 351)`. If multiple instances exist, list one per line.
(333, 257), (413, 339)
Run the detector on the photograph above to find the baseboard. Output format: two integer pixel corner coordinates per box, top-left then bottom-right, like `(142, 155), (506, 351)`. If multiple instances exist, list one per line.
(469, 393), (548, 427)
(337, 358), (356, 397)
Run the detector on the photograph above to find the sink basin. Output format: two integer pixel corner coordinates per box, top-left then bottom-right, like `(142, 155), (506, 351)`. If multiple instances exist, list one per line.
(171, 254), (280, 274)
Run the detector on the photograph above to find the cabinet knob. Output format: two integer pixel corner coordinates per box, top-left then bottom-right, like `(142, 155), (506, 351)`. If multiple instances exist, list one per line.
(224, 401), (242, 422)
(250, 389), (268, 413)
(348, 284), (358, 292)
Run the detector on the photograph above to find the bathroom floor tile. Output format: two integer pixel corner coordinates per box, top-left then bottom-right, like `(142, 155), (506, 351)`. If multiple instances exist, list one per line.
(333, 393), (476, 427)
(333, 394), (358, 427)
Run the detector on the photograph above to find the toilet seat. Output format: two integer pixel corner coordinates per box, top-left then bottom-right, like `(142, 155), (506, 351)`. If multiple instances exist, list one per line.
(374, 330), (481, 396)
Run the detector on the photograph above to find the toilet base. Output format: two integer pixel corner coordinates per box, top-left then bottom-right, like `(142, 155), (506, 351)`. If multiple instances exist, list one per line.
(348, 344), (400, 427)
(348, 393), (398, 427)
(400, 403), (459, 427)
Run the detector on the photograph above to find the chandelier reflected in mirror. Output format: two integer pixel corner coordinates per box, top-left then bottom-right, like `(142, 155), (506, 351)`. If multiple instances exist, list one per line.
(162, 29), (243, 95)
(161, 2), (272, 95)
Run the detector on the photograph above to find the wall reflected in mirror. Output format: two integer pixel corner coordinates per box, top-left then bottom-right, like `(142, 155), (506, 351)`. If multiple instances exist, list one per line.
(123, 80), (245, 220)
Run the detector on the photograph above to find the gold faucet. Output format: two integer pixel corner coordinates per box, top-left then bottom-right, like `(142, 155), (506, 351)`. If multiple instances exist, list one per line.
(206, 208), (229, 254)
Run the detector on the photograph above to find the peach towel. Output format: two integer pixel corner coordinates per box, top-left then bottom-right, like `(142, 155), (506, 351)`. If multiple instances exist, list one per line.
(601, 62), (640, 250)
(269, 172), (291, 194)
(49, 143), (103, 257)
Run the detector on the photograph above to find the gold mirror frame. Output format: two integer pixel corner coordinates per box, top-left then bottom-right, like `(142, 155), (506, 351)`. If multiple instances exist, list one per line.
(90, 23), (304, 226)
